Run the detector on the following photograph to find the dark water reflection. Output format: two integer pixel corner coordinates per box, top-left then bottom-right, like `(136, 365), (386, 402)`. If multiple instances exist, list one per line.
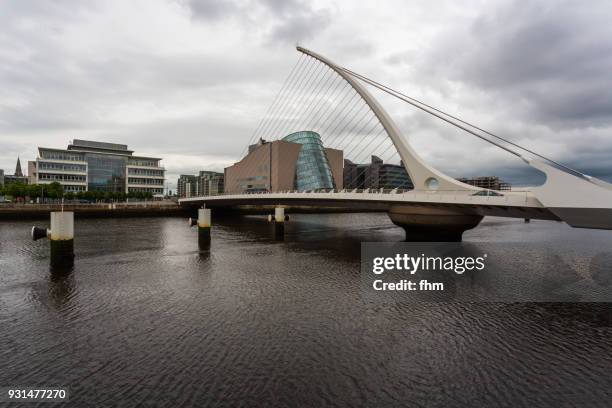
(0, 214), (611, 407)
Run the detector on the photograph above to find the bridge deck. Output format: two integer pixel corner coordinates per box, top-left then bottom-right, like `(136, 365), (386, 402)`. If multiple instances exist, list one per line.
(179, 191), (559, 221)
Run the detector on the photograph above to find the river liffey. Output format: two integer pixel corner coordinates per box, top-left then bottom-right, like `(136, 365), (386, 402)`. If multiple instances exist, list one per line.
(1, 214), (611, 407)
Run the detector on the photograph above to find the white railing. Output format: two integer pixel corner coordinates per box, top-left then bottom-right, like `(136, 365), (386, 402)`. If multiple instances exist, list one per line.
(179, 188), (536, 206)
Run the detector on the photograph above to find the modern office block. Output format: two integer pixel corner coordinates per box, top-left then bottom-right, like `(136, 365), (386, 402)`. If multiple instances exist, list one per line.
(33, 139), (165, 194)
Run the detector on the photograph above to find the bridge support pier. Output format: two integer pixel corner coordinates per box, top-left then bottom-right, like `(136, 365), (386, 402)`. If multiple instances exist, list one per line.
(388, 205), (482, 242)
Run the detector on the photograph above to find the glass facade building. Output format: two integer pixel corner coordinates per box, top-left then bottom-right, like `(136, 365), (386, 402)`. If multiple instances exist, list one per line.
(282, 131), (336, 191)
(86, 153), (127, 192)
(34, 140), (165, 194)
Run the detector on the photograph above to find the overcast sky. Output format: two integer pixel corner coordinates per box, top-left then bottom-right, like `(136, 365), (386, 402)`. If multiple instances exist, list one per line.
(1, 0), (611, 189)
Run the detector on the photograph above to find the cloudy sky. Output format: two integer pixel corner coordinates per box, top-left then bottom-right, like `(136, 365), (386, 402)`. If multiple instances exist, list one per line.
(1, 0), (611, 189)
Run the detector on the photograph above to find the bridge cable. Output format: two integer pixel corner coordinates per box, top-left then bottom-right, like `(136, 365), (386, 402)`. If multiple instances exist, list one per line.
(322, 102), (369, 146)
(290, 66), (337, 138)
(261, 56), (318, 143)
(273, 58), (328, 140)
(294, 68), (342, 135)
(315, 87), (359, 137)
(341, 67), (587, 179)
(356, 133), (399, 189)
(303, 74), (346, 133)
(338, 119), (383, 162)
(239, 57), (320, 188)
(238, 57), (334, 191)
(320, 101), (371, 150)
(331, 111), (378, 152)
(243, 54), (306, 157)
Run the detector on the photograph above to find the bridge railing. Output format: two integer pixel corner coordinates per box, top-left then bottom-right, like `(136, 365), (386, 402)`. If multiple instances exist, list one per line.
(182, 188), (535, 204)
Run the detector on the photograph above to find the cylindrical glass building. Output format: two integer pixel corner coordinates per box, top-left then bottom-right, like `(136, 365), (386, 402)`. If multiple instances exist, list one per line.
(282, 131), (335, 191)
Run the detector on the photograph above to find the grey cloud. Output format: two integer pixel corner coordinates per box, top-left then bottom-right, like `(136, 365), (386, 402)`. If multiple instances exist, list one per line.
(114, 116), (256, 157)
(384, 50), (419, 66)
(187, 0), (239, 20)
(186, 0), (333, 45)
(0, 39), (286, 134)
(268, 10), (331, 44)
(423, 0), (612, 127)
(261, 0), (333, 45)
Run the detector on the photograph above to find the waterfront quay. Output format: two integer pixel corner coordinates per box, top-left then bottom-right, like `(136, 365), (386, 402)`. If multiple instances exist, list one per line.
(0, 201), (188, 220)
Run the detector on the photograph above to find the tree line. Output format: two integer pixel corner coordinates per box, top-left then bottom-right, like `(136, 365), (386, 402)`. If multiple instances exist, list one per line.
(1, 181), (155, 201)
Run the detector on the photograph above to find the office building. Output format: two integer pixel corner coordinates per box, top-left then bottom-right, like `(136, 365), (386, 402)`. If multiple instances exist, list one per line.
(457, 176), (511, 191)
(343, 155), (413, 190)
(177, 175), (197, 198)
(178, 171), (225, 198)
(224, 131), (343, 194)
(32, 139), (165, 194)
(197, 171), (224, 196)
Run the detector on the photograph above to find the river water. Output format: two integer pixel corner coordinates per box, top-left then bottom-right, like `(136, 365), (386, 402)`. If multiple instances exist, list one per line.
(1, 213), (611, 407)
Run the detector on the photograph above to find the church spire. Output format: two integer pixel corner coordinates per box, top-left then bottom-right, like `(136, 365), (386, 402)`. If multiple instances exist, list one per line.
(15, 156), (23, 177)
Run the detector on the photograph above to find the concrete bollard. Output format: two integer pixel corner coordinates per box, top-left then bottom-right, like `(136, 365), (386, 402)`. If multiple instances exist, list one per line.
(32, 212), (74, 267)
(191, 208), (211, 249)
(273, 207), (285, 240)
(50, 211), (74, 266)
(275, 207), (285, 224)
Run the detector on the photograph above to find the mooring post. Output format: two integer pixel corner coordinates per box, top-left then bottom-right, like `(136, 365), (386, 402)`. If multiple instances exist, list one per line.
(198, 208), (211, 242)
(32, 211), (74, 267)
(189, 208), (211, 249)
(273, 207), (285, 240)
(50, 211), (74, 266)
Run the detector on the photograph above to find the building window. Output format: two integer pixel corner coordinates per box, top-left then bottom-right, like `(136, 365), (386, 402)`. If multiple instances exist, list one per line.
(128, 177), (164, 185)
(128, 168), (164, 176)
(39, 173), (86, 182)
(38, 162), (86, 172)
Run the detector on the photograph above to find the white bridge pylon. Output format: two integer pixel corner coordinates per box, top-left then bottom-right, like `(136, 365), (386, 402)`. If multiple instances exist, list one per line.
(296, 47), (471, 194)
(295, 46), (612, 230)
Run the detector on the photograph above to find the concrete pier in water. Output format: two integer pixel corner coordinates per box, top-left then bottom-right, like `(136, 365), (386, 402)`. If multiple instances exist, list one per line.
(50, 212), (74, 267)
(32, 211), (75, 267)
(273, 207), (285, 240)
(197, 208), (211, 249)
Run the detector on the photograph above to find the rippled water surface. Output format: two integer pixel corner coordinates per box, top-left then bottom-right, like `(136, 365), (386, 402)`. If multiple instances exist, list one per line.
(1, 214), (611, 407)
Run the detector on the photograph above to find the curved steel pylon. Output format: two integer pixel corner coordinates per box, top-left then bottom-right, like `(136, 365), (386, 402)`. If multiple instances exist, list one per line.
(297, 46), (476, 193)
(297, 46), (612, 229)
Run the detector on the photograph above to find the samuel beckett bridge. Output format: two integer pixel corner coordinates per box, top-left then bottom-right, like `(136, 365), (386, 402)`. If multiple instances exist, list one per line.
(180, 46), (612, 241)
